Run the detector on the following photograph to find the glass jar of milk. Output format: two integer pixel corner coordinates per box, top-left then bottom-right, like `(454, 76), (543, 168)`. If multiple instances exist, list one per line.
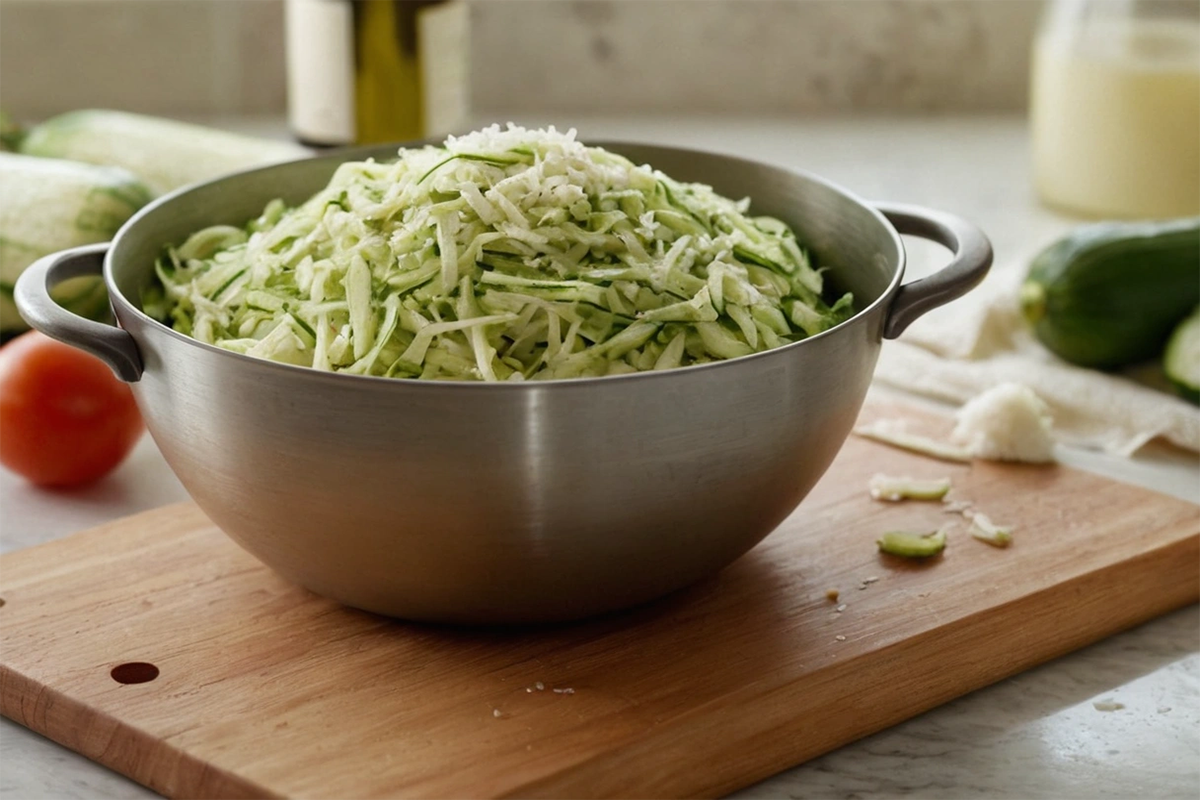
(1031, 0), (1200, 219)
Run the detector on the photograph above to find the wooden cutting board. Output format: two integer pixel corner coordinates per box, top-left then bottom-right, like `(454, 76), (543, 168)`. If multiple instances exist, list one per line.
(2, 401), (1197, 799)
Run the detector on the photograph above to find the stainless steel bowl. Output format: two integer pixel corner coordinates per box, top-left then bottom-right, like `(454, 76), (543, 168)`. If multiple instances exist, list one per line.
(16, 142), (991, 624)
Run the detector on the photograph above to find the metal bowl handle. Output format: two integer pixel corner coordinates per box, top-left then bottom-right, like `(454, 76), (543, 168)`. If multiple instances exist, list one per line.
(14, 244), (144, 382)
(875, 203), (993, 340)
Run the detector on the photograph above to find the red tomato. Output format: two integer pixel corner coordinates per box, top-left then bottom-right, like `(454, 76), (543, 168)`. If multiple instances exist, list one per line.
(0, 331), (144, 487)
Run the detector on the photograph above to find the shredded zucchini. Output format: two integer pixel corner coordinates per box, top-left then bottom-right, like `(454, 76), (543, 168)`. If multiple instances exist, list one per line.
(854, 420), (973, 463)
(968, 512), (1013, 547)
(144, 125), (853, 381)
(868, 473), (952, 502)
(877, 528), (948, 559)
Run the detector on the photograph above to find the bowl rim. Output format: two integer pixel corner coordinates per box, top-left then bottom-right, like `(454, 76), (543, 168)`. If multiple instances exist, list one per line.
(106, 138), (906, 390)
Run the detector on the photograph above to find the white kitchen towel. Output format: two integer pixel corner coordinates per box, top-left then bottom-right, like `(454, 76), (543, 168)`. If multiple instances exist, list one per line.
(875, 264), (1200, 456)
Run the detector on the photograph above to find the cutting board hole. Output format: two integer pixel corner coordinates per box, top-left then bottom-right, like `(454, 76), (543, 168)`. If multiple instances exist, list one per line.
(0, 597), (6, 608)
(111, 662), (159, 685)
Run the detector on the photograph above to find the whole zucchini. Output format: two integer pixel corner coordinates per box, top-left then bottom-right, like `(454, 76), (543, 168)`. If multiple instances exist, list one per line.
(1021, 218), (1200, 369)
(1164, 306), (1200, 404)
(19, 109), (308, 195)
(0, 152), (152, 333)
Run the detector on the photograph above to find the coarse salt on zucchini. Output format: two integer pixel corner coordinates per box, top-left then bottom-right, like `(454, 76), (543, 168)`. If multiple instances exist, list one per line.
(145, 124), (854, 381)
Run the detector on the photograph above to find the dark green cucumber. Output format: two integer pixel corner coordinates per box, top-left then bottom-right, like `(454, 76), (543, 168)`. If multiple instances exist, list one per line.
(1164, 306), (1200, 405)
(1021, 218), (1200, 369)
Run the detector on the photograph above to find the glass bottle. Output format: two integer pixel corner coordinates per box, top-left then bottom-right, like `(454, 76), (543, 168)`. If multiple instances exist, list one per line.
(285, 0), (470, 147)
(1030, 0), (1200, 218)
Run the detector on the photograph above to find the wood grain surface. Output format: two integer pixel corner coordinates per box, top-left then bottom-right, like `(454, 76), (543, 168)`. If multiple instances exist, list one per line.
(2, 402), (1197, 799)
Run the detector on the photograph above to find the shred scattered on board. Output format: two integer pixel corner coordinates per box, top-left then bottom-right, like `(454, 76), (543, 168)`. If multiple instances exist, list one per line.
(853, 419), (972, 463)
(877, 528), (949, 558)
(968, 512), (1014, 547)
(868, 473), (952, 502)
(856, 382), (1057, 464)
(942, 499), (974, 515)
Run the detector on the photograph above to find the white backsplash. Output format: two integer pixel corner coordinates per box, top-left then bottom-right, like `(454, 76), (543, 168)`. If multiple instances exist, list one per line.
(0, 0), (1043, 120)
(470, 0), (1043, 115)
(0, 0), (289, 119)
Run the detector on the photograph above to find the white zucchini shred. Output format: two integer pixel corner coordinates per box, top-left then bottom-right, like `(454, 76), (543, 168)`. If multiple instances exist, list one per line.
(868, 473), (952, 502)
(942, 499), (975, 516)
(968, 512), (1014, 548)
(145, 125), (855, 381)
(854, 419), (973, 463)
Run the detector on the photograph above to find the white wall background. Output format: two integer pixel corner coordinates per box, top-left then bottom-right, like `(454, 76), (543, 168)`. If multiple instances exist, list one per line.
(1, 0), (290, 118)
(0, 0), (1043, 120)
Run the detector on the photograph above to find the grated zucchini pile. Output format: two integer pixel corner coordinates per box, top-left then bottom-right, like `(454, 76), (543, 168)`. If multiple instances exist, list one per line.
(145, 125), (853, 381)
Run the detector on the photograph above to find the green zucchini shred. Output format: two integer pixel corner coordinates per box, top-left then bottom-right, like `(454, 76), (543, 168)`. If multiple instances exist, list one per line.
(877, 528), (948, 558)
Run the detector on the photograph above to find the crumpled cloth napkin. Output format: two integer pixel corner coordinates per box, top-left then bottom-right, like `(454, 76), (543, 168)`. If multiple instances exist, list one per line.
(874, 262), (1200, 456)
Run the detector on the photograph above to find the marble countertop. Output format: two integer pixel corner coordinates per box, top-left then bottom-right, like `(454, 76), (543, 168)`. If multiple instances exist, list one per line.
(1, 115), (1197, 800)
